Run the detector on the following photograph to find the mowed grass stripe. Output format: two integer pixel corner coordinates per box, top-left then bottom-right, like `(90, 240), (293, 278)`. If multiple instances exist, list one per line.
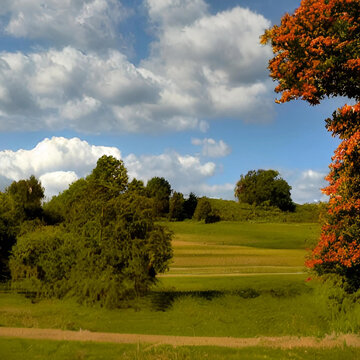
(162, 221), (320, 249)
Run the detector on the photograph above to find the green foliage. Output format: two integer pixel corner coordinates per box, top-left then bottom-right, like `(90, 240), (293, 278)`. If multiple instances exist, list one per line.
(146, 177), (172, 217)
(193, 197), (212, 221)
(315, 274), (360, 334)
(6, 175), (45, 220)
(0, 176), (45, 280)
(235, 169), (295, 212)
(207, 198), (321, 223)
(10, 157), (173, 307)
(183, 192), (198, 219)
(87, 155), (128, 193)
(169, 192), (185, 221)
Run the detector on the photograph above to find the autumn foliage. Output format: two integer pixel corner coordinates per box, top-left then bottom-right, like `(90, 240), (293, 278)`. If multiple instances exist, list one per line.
(262, 0), (360, 289)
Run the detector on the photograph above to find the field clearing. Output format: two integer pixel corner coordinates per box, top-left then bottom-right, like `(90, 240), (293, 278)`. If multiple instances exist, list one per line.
(162, 221), (320, 249)
(165, 221), (315, 275)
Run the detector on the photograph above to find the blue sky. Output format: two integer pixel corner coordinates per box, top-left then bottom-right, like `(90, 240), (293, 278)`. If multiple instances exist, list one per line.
(0, 0), (344, 202)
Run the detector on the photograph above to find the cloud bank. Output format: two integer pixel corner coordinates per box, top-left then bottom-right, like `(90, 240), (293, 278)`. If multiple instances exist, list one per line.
(0, 137), (328, 203)
(0, 0), (274, 134)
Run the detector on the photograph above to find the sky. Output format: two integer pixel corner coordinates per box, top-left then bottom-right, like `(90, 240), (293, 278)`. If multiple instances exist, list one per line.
(0, 0), (346, 203)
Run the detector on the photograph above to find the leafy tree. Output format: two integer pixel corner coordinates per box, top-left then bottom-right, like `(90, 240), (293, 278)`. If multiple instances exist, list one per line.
(193, 197), (212, 221)
(183, 192), (198, 219)
(10, 157), (173, 306)
(261, 0), (360, 290)
(6, 175), (44, 220)
(235, 170), (295, 212)
(146, 177), (172, 217)
(0, 176), (44, 280)
(169, 192), (185, 221)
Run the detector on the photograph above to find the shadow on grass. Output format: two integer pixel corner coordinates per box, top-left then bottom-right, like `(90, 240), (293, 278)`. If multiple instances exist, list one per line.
(149, 285), (309, 311)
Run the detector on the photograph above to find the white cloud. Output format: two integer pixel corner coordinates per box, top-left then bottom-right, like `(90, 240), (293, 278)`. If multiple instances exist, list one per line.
(39, 171), (79, 199)
(146, 0), (208, 28)
(125, 151), (216, 191)
(0, 1), (275, 134)
(143, 5), (274, 122)
(0, 137), (121, 198)
(0, 137), (230, 200)
(2, 0), (127, 51)
(192, 138), (231, 158)
(290, 169), (328, 204)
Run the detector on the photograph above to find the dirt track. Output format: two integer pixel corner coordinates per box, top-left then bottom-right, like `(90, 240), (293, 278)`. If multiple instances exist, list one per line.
(0, 327), (360, 348)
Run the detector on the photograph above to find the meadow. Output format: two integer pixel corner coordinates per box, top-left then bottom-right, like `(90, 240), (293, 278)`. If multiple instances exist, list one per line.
(1, 220), (360, 359)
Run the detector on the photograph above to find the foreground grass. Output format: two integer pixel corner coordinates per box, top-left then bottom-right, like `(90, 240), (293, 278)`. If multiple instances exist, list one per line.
(0, 275), (333, 338)
(1, 338), (359, 360)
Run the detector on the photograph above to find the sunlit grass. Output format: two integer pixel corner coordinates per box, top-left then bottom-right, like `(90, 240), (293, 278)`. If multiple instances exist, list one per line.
(1, 338), (359, 360)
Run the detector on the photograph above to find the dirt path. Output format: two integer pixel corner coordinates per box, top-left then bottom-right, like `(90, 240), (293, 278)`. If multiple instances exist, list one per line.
(0, 327), (359, 349)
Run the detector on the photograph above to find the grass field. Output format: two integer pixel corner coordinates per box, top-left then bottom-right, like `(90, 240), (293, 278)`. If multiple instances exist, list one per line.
(1, 220), (360, 359)
(1, 338), (360, 360)
(161, 221), (318, 276)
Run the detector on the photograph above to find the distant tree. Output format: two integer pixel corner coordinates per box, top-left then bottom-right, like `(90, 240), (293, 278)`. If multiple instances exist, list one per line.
(183, 192), (198, 219)
(169, 192), (185, 221)
(146, 177), (172, 217)
(87, 155), (128, 194)
(6, 175), (44, 220)
(193, 197), (212, 221)
(235, 170), (295, 212)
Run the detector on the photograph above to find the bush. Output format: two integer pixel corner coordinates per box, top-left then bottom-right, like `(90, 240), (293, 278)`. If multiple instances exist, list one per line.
(205, 213), (221, 224)
(193, 198), (212, 221)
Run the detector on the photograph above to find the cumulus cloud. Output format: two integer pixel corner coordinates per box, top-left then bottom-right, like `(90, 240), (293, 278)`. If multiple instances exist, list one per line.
(146, 0), (208, 28)
(0, 1), (275, 134)
(125, 151), (216, 193)
(192, 138), (231, 158)
(0, 137), (121, 198)
(39, 171), (79, 198)
(2, 0), (127, 51)
(290, 170), (328, 204)
(143, 4), (274, 121)
(0, 47), (211, 133)
(0, 136), (230, 199)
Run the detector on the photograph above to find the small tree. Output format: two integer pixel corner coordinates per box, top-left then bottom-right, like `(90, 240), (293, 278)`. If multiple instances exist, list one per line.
(146, 177), (172, 217)
(235, 170), (295, 212)
(183, 192), (198, 219)
(169, 192), (185, 221)
(193, 197), (212, 221)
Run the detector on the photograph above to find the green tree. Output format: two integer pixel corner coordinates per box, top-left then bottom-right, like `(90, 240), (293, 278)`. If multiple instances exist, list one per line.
(10, 159), (173, 307)
(6, 175), (44, 220)
(169, 192), (185, 221)
(235, 170), (295, 212)
(146, 177), (172, 217)
(183, 192), (198, 219)
(193, 197), (212, 221)
(0, 176), (44, 280)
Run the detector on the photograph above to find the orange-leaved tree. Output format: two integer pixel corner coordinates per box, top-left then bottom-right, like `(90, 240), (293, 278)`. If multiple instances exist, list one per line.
(261, 0), (360, 290)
